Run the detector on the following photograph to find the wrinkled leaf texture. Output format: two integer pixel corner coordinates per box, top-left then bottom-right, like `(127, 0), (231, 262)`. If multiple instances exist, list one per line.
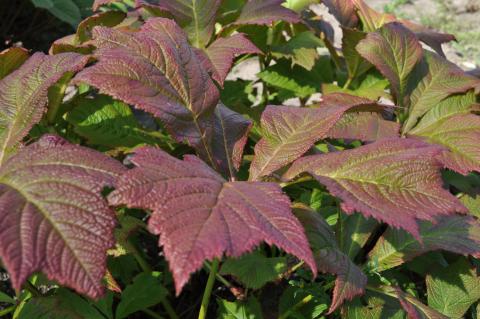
(284, 138), (467, 238)
(232, 0), (301, 26)
(0, 135), (125, 298)
(108, 147), (316, 294)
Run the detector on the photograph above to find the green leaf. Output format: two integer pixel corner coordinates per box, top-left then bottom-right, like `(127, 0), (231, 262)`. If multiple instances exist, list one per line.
(66, 95), (164, 149)
(272, 31), (324, 70)
(461, 194), (480, 218)
(338, 213), (377, 259)
(427, 258), (480, 318)
(217, 297), (264, 319)
(323, 73), (389, 100)
(116, 272), (168, 319)
(17, 288), (105, 319)
(356, 22), (423, 105)
(0, 48), (29, 80)
(279, 283), (329, 319)
(0, 291), (15, 304)
(342, 27), (370, 80)
(344, 291), (405, 319)
(31, 0), (82, 27)
(220, 251), (287, 289)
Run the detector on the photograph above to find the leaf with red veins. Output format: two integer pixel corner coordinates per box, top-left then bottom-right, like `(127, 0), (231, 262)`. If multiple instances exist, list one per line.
(0, 135), (125, 299)
(322, 0), (358, 28)
(74, 18), (219, 164)
(328, 112), (400, 142)
(108, 147), (316, 294)
(295, 206), (366, 313)
(0, 52), (89, 165)
(209, 104), (252, 179)
(232, 0), (300, 26)
(0, 47), (29, 80)
(284, 138), (467, 238)
(403, 51), (480, 133)
(411, 114), (480, 175)
(356, 22), (423, 106)
(205, 34), (261, 86)
(249, 93), (382, 181)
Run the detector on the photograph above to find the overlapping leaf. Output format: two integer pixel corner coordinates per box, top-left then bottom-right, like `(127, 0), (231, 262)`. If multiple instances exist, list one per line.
(232, 0), (300, 26)
(295, 206), (367, 313)
(403, 51), (480, 132)
(368, 215), (480, 272)
(0, 47), (29, 80)
(74, 18), (219, 163)
(204, 34), (261, 85)
(0, 135), (125, 298)
(322, 0), (358, 28)
(284, 138), (467, 237)
(0, 52), (89, 165)
(210, 104), (252, 179)
(92, 0), (117, 11)
(356, 22), (423, 106)
(108, 147), (316, 294)
(338, 213), (378, 259)
(342, 28), (370, 80)
(249, 93), (380, 181)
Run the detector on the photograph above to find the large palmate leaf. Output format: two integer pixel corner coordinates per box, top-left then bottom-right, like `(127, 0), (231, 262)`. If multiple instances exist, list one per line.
(74, 18), (219, 164)
(411, 114), (480, 175)
(403, 52), (480, 132)
(204, 34), (261, 85)
(108, 147), (316, 294)
(0, 52), (89, 165)
(356, 22), (423, 106)
(210, 104), (252, 179)
(368, 215), (480, 272)
(232, 0), (300, 26)
(0, 135), (125, 298)
(249, 93), (379, 181)
(427, 258), (480, 318)
(0, 47), (29, 80)
(284, 138), (466, 238)
(148, 0), (221, 48)
(295, 206), (367, 313)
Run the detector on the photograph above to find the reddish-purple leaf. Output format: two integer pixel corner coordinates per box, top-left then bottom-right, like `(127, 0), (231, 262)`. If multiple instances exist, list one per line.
(368, 215), (480, 272)
(0, 135), (125, 298)
(356, 22), (423, 106)
(327, 112), (400, 142)
(205, 34), (261, 86)
(108, 147), (316, 294)
(232, 0), (300, 26)
(284, 138), (467, 238)
(209, 104), (252, 179)
(352, 0), (396, 32)
(0, 52), (89, 165)
(403, 52), (480, 133)
(411, 114), (480, 175)
(0, 47), (29, 80)
(77, 11), (127, 43)
(295, 206), (366, 313)
(74, 18), (219, 161)
(400, 20), (455, 57)
(249, 93), (383, 181)
(322, 0), (358, 28)
(139, 0), (221, 48)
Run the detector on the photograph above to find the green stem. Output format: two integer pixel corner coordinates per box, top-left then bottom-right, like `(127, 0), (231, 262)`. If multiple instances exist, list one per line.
(0, 305), (15, 317)
(204, 261), (231, 288)
(142, 308), (166, 319)
(23, 281), (41, 298)
(278, 295), (313, 319)
(125, 239), (152, 273)
(343, 77), (353, 90)
(198, 259), (219, 319)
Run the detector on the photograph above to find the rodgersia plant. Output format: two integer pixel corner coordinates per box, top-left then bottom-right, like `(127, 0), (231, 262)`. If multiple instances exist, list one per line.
(1, 0), (480, 318)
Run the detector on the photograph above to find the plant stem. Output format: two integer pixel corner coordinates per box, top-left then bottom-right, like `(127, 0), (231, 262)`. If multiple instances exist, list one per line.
(161, 299), (179, 319)
(143, 308), (166, 319)
(0, 305), (15, 317)
(343, 77), (353, 90)
(204, 261), (231, 288)
(23, 280), (41, 297)
(278, 294), (313, 319)
(198, 259), (219, 319)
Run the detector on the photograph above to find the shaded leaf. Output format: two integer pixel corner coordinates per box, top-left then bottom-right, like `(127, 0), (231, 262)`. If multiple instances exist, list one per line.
(342, 28), (370, 80)
(77, 11), (127, 43)
(356, 22), (423, 105)
(295, 206), (367, 313)
(232, 0), (300, 26)
(279, 282), (329, 319)
(427, 258), (480, 318)
(249, 93), (378, 180)
(403, 52), (480, 132)
(338, 213), (378, 259)
(74, 18), (219, 163)
(322, 0), (358, 28)
(220, 251), (287, 289)
(0, 52), (89, 165)
(31, 0), (82, 27)
(284, 138), (466, 238)
(205, 33), (261, 85)
(368, 215), (480, 272)
(272, 31), (324, 71)
(108, 147), (316, 294)
(217, 297), (264, 319)
(343, 290), (405, 319)
(211, 104), (252, 179)
(116, 272), (168, 319)
(66, 95), (163, 149)
(0, 135), (125, 298)
(0, 47), (29, 80)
